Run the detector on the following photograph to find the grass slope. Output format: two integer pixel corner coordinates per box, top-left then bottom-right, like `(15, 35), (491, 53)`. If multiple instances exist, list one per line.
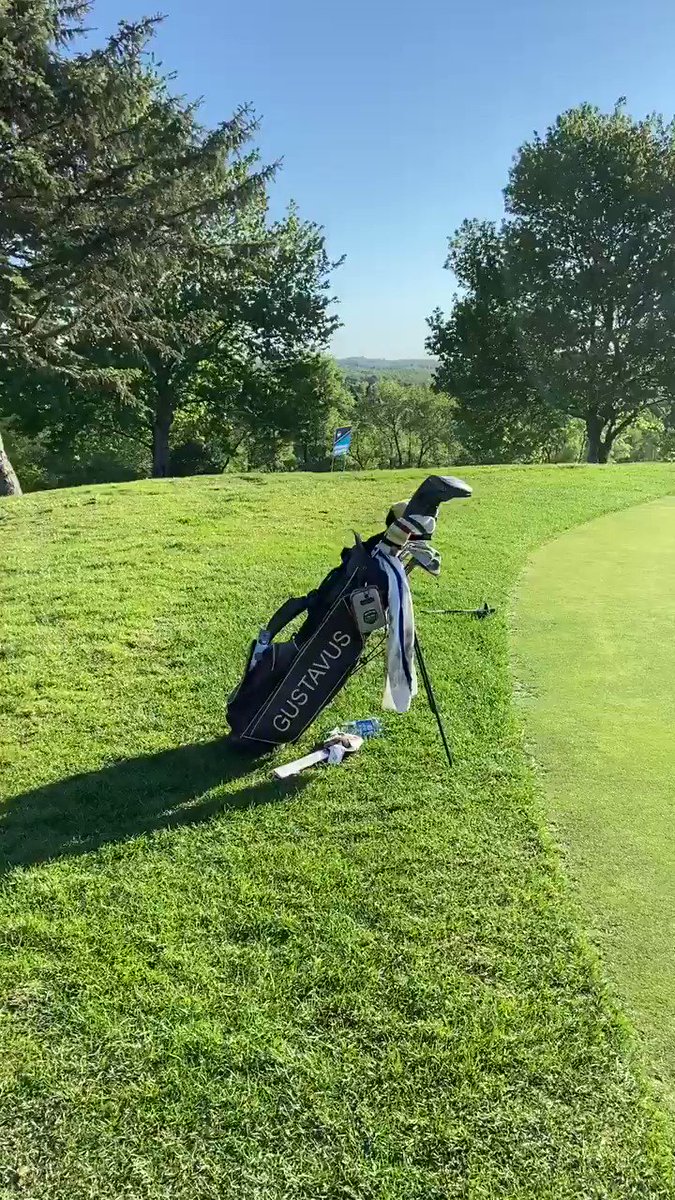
(0, 465), (674, 1200)
(512, 496), (675, 1112)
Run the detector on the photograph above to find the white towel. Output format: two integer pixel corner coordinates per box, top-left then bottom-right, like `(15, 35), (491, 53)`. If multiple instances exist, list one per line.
(376, 550), (417, 712)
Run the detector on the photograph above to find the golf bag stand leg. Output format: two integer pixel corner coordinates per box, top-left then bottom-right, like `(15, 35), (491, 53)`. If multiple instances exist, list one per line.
(414, 632), (453, 769)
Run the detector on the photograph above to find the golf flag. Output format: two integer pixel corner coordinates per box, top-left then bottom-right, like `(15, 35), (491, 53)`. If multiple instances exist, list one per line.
(332, 426), (352, 457)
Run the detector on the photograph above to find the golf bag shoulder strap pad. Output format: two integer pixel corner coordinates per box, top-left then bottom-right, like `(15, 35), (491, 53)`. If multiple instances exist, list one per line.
(267, 594), (309, 640)
(265, 541), (370, 645)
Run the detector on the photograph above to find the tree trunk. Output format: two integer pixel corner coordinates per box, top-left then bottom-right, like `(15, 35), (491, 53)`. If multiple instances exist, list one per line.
(152, 388), (174, 478)
(585, 413), (616, 464)
(0, 431), (22, 497)
(152, 415), (172, 477)
(585, 414), (603, 463)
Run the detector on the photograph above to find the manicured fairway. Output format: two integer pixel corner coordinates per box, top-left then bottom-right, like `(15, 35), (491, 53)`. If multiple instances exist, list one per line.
(513, 495), (675, 1111)
(1, 466), (674, 1198)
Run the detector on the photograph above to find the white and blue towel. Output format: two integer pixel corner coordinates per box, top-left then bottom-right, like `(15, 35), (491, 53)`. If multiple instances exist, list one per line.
(375, 550), (417, 713)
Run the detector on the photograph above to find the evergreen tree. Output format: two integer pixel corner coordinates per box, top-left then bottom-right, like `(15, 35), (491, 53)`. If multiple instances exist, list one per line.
(0, 0), (270, 488)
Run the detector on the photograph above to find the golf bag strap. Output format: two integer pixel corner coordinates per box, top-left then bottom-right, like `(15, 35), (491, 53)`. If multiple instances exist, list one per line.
(267, 595), (309, 640)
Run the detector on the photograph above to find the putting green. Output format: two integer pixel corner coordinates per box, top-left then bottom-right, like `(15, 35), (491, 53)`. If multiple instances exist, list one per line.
(512, 494), (675, 1108)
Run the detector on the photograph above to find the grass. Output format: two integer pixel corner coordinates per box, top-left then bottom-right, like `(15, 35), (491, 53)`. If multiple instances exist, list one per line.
(512, 494), (675, 1113)
(0, 464), (674, 1199)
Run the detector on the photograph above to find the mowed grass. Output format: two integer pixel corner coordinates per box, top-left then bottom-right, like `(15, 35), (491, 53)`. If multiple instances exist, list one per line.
(512, 496), (675, 1112)
(0, 465), (674, 1200)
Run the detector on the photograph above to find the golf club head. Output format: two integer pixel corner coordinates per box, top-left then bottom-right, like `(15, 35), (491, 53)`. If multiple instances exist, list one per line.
(404, 475), (472, 521)
(406, 543), (442, 576)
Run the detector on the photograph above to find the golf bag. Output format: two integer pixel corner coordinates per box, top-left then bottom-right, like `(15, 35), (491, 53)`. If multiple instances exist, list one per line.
(227, 474), (472, 752)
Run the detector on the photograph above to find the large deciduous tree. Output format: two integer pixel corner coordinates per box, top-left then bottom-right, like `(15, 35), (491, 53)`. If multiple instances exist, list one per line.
(125, 204), (341, 476)
(427, 221), (567, 463)
(429, 104), (675, 462)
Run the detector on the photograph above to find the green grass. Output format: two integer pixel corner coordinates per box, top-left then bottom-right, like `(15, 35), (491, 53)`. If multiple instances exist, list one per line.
(0, 465), (674, 1199)
(512, 495), (675, 1113)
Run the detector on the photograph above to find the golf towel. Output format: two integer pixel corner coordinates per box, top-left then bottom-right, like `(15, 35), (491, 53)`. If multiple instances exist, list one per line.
(376, 550), (417, 712)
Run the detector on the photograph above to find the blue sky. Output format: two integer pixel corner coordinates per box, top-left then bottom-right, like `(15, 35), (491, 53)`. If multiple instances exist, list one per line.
(91, 0), (675, 357)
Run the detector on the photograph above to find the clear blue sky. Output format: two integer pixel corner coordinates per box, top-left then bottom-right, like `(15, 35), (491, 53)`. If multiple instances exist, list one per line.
(91, 0), (675, 357)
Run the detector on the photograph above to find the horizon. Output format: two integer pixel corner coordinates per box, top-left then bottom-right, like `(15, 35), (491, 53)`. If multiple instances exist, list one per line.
(88, 0), (675, 357)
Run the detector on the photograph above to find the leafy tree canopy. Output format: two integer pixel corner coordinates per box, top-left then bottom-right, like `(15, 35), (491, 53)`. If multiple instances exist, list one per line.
(429, 103), (675, 462)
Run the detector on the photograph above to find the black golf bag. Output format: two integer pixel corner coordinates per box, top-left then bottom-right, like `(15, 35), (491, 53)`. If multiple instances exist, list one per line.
(227, 534), (386, 751)
(227, 474), (473, 753)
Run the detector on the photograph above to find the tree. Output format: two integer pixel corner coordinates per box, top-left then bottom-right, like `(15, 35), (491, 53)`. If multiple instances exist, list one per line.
(0, 0), (270, 488)
(427, 222), (568, 463)
(367, 377), (411, 468)
(0, 418), (151, 491)
(429, 104), (675, 462)
(288, 356), (353, 469)
(113, 205), (342, 476)
(167, 354), (350, 474)
(348, 375), (459, 469)
(184, 353), (349, 473)
(0, 429), (22, 496)
(134, 204), (341, 475)
(1, 196), (343, 480)
(406, 385), (461, 467)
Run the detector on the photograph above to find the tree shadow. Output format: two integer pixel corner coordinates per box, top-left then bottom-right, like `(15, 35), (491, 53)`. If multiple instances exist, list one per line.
(0, 739), (301, 872)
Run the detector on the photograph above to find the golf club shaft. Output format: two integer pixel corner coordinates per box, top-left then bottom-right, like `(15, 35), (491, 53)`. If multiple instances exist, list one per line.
(420, 605), (495, 618)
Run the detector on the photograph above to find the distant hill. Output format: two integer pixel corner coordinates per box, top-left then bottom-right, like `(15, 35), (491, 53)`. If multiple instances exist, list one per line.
(338, 357), (438, 374)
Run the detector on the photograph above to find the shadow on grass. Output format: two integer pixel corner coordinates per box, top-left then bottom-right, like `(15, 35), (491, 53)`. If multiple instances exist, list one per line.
(0, 739), (298, 872)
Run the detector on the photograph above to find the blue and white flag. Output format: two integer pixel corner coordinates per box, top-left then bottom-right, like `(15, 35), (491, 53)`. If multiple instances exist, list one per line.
(332, 426), (352, 457)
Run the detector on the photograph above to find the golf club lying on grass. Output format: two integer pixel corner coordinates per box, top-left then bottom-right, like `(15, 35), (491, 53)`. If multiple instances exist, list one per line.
(227, 474), (493, 767)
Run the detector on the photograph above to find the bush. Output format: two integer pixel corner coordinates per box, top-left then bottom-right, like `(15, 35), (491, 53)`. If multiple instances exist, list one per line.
(2, 425), (150, 492)
(170, 439), (227, 476)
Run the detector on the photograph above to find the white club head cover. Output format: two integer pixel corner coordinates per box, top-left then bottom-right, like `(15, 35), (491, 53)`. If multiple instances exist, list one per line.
(383, 501), (436, 551)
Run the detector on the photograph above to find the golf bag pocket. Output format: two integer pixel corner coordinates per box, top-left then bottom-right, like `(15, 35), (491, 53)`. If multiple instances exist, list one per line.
(228, 599), (365, 749)
(227, 641), (299, 742)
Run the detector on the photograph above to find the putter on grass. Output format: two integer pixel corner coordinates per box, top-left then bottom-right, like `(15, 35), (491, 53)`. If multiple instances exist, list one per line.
(227, 475), (476, 764)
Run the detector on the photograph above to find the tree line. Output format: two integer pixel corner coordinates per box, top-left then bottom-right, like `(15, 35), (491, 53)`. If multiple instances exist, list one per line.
(2, 5), (675, 496)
